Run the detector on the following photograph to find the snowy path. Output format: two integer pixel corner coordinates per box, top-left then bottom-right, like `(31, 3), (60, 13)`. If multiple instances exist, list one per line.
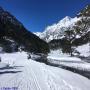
(0, 52), (90, 90)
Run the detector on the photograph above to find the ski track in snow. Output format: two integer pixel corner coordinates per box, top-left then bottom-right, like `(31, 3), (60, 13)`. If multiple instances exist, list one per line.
(0, 52), (90, 90)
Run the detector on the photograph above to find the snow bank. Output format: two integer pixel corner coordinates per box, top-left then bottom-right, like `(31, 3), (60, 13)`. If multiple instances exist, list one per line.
(0, 51), (28, 66)
(48, 50), (81, 61)
(47, 49), (90, 72)
(60, 62), (90, 71)
(0, 63), (9, 69)
(76, 43), (90, 57)
(47, 50), (90, 72)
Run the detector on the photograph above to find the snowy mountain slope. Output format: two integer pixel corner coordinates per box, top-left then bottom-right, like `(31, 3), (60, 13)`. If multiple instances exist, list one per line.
(34, 32), (42, 37)
(0, 52), (90, 90)
(35, 16), (81, 42)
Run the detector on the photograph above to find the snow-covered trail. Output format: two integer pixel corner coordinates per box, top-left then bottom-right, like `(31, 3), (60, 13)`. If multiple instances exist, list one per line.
(0, 52), (90, 90)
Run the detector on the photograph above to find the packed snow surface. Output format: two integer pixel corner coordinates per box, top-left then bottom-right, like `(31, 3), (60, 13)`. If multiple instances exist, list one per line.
(0, 52), (90, 90)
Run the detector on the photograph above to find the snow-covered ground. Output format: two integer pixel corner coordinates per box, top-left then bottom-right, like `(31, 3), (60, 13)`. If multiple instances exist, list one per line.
(0, 63), (9, 69)
(47, 49), (90, 72)
(60, 62), (90, 71)
(0, 52), (90, 90)
(76, 43), (90, 57)
(48, 50), (82, 62)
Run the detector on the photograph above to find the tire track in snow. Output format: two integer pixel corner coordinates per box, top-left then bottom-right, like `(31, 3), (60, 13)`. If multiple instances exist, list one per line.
(0, 60), (41, 90)
(29, 61), (50, 90)
(26, 63), (41, 90)
(41, 65), (79, 90)
(45, 65), (82, 90)
(39, 64), (61, 90)
(0, 52), (90, 90)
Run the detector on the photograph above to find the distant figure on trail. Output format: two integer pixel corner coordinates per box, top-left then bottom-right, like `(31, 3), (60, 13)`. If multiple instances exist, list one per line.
(27, 53), (31, 60)
(0, 57), (1, 62)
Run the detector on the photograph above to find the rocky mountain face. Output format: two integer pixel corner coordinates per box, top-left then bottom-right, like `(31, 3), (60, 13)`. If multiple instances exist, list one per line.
(77, 5), (90, 17)
(35, 5), (90, 55)
(0, 7), (49, 53)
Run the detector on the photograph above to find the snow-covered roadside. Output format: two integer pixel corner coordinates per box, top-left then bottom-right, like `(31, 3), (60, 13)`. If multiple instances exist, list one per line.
(76, 43), (90, 57)
(47, 49), (90, 72)
(0, 52), (90, 90)
(59, 62), (90, 72)
(47, 50), (82, 62)
(48, 58), (90, 72)
(0, 63), (9, 69)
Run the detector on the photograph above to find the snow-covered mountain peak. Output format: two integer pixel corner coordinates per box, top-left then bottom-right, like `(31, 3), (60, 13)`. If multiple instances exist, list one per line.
(58, 16), (80, 27)
(35, 16), (81, 42)
(44, 16), (80, 32)
(59, 16), (72, 25)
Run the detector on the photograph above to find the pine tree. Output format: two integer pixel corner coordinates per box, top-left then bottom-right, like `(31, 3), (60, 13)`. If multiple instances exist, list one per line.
(62, 28), (75, 56)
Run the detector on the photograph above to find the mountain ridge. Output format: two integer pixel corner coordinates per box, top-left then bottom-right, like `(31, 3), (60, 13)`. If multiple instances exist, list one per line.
(35, 16), (81, 42)
(0, 6), (49, 53)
